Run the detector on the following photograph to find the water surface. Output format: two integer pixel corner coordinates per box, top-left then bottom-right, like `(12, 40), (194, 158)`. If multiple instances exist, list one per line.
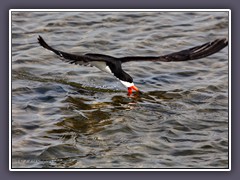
(11, 11), (229, 169)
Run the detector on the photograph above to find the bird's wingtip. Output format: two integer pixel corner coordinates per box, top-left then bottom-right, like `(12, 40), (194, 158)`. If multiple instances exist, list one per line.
(217, 38), (228, 45)
(37, 35), (43, 41)
(223, 38), (228, 45)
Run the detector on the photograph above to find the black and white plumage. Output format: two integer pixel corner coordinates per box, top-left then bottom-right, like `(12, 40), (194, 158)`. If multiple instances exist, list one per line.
(38, 35), (228, 95)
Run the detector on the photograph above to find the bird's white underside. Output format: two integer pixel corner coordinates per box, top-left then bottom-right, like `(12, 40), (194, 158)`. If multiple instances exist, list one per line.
(89, 61), (134, 88)
(119, 80), (134, 88)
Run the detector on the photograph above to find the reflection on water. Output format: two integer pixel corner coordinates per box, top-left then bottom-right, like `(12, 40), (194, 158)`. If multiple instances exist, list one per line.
(11, 11), (229, 169)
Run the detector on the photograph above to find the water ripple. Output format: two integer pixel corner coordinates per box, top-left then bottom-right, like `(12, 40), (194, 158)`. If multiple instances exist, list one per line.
(11, 11), (228, 169)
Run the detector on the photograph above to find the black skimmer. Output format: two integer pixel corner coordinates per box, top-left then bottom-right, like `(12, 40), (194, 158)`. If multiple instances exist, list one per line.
(38, 36), (228, 95)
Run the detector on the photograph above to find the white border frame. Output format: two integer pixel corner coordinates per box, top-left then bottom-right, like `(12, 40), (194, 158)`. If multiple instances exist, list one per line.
(9, 9), (231, 171)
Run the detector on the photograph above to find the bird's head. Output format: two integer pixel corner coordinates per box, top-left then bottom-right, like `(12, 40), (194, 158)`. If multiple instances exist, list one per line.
(117, 71), (139, 95)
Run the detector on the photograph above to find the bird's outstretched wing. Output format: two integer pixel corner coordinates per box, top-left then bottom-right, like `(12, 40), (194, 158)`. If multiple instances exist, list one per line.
(38, 35), (116, 66)
(118, 38), (228, 63)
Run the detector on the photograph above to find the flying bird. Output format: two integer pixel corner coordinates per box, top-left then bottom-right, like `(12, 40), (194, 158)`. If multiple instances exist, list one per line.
(38, 35), (228, 95)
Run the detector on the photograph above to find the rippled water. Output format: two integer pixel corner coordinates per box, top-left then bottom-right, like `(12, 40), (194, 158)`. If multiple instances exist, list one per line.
(11, 11), (229, 169)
